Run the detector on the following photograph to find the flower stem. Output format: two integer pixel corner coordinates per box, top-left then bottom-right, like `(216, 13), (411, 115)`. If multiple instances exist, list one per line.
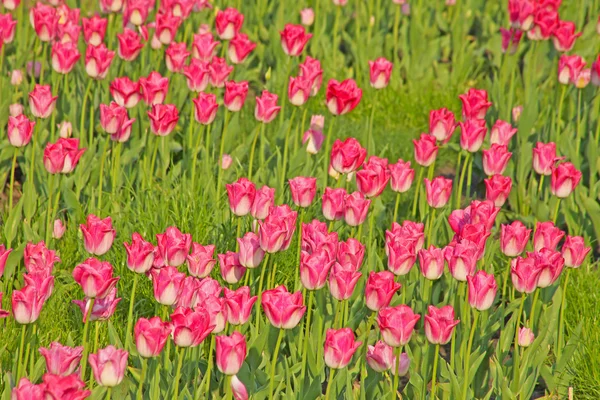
(359, 312), (376, 397)
(172, 347), (186, 400)
(203, 335), (215, 397)
(295, 208), (306, 290)
(529, 289), (540, 331)
(17, 324), (27, 380)
(268, 329), (285, 399)
(462, 311), (479, 399)
(255, 253), (270, 334)
(512, 294), (526, 392)
(455, 152), (470, 210)
(430, 343), (440, 399)
(324, 367), (336, 399)
(28, 120), (40, 194)
(367, 96), (378, 154)
(322, 116), (336, 185)
(392, 5), (401, 62)
(8, 147), (18, 212)
(552, 199), (561, 224)
(97, 138), (109, 213)
(136, 358), (147, 400)
(248, 124), (263, 181)
(216, 110), (231, 208)
(426, 208), (437, 247)
(392, 192), (401, 223)
(279, 108), (297, 196)
(556, 268), (571, 359)
(45, 173), (56, 244)
(411, 167), (425, 218)
(300, 290), (314, 385)
(106, 387), (112, 400)
(126, 273), (140, 350)
(191, 124), (207, 192)
(392, 345), (402, 397)
(80, 298), (96, 379)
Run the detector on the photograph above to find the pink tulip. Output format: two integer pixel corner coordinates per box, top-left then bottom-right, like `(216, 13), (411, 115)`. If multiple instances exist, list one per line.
(155, 11), (181, 45)
(258, 217), (287, 254)
(365, 271), (401, 311)
(459, 119), (487, 153)
(562, 235), (591, 268)
(255, 90), (281, 123)
(322, 187), (347, 221)
(418, 245), (445, 280)
(155, 226), (192, 267)
(500, 220), (531, 257)
(85, 43), (115, 79)
(330, 137), (367, 175)
(72, 258), (119, 299)
(344, 192), (371, 227)
(429, 108), (456, 143)
(224, 80), (249, 112)
(31, 3), (58, 42)
(109, 77), (141, 109)
(151, 266), (185, 305)
(24, 241), (59, 275)
(251, 185), (275, 220)
(288, 75), (314, 107)
(412, 134), (438, 167)
(82, 15), (107, 46)
(204, 295), (227, 334)
(389, 160), (414, 193)
(508, 0), (535, 30)
(237, 232), (265, 269)
(424, 305), (460, 345)
(366, 341), (394, 372)
(467, 271), (498, 311)
(0, 245), (11, 278)
(289, 176), (317, 207)
(500, 27), (523, 54)
(215, 7), (243, 40)
(0, 13), (16, 43)
(300, 8), (315, 26)
(444, 240), (478, 281)
(186, 243), (216, 278)
(148, 104), (179, 136)
(124, 232), (155, 274)
(300, 249), (335, 290)
(29, 84), (57, 119)
(482, 144), (512, 176)
(558, 55), (586, 85)
(459, 88), (492, 120)
(329, 263), (362, 301)
(165, 42), (190, 72)
(533, 221), (564, 252)
(299, 56), (323, 96)
(12, 378), (45, 399)
(193, 92), (219, 124)
(41, 373), (91, 399)
(7, 114), (35, 147)
(9, 103), (23, 116)
(369, 57), (393, 89)
(73, 287), (121, 322)
(326, 79), (362, 116)
(532, 142), (559, 176)
(88, 345), (128, 387)
(231, 375), (248, 400)
(192, 32), (220, 61)
(140, 71), (169, 105)
(117, 28), (144, 61)
(228, 33), (256, 64)
(51, 41), (80, 74)
(265, 205), (298, 251)
(550, 162), (582, 198)
(528, 7), (558, 40)
(223, 286), (257, 325)
(511, 256), (542, 293)
(170, 306), (214, 347)
(216, 331), (247, 375)
(39, 342), (83, 376)
(530, 249), (564, 288)
(593, 55), (600, 86)
(209, 57), (233, 88)
(459, 223), (491, 260)
(280, 23), (312, 56)
(386, 221), (425, 253)
(218, 251), (246, 284)
(336, 238), (365, 271)
(12, 285), (46, 324)
(490, 120), (517, 146)
(43, 138), (86, 174)
(518, 327), (535, 347)
(261, 285), (306, 329)
(226, 177), (257, 216)
(23, 270), (54, 302)
(356, 156), (390, 198)
(323, 328), (362, 369)
(80, 214), (116, 256)
(377, 305), (420, 347)
(424, 177), (452, 208)
(386, 238), (417, 276)
(135, 317), (172, 358)
(485, 175), (512, 207)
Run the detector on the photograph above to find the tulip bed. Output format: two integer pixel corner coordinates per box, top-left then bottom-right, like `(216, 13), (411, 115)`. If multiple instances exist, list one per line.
(1, 0), (600, 398)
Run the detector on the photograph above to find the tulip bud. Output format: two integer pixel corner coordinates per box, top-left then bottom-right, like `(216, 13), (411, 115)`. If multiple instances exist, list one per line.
(52, 219), (66, 240)
(485, 175), (512, 207)
(280, 24), (312, 57)
(534, 221), (564, 252)
(237, 232), (265, 268)
(88, 345), (128, 387)
(366, 341), (394, 372)
(518, 327), (535, 347)
(562, 235), (591, 268)
(550, 162), (582, 198)
(412, 134), (438, 167)
(9, 103), (23, 117)
(10, 69), (23, 85)
(368, 57), (393, 89)
(300, 8), (315, 26)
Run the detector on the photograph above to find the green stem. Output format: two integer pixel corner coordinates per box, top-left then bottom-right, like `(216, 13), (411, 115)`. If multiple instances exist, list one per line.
(392, 5), (401, 61)
(367, 96), (378, 154)
(300, 290), (314, 385)
(462, 312), (479, 399)
(248, 124), (263, 181)
(172, 347), (186, 400)
(8, 147), (18, 212)
(97, 138), (109, 213)
(322, 118), (336, 185)
(554, 85), (567, 143)
(106, 387), (112, 400)
(512, 294), (526, 392)
(392, 345), (402, 398)
(392, 192), (401, 223)
(557, 268), (570, 359)
(295, 208), (306, 290)
(17, 324), (27, 379)
(80, 298), (96, 379)
(149, 135), (160, 184)
(137, 358), (147, 400)
(152, 359), (161, 400)
(191, 124), (207, 192)
(411, 167), (425, 218)
(255, 253), (270, 333)
(359, 312), (376, 397)
(90, 321), (101, 389)
(280, 108), (298, 196)
(430, 344), (440, 400)
(552, 199), (561, 224)
(324, 368), (336, 399)
(45, 174), (56, 243)
(426, 208), (437, 247)
(268, 329), (285, 399)
(529, 289), (540, 331)
(575, 89), (583, 157)
(126, 273), (140, 350)
(28, 120), (40, 194)
(216, 110), (231, 208)
(455, 152), (470, 209)
(332, 6), (341, 64)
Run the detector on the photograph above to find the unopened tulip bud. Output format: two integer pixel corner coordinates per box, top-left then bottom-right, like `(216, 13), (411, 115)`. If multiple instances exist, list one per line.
(52, 219), (66, 239)
(518, 327), (535, 347)
(300, 8), (314, 26)
(58, 121), (72, 138)
(9, 103), (23, 117)
(512, 105), (523, 123)
(221, 154), (233, 169)
(10, 70), (23, 85)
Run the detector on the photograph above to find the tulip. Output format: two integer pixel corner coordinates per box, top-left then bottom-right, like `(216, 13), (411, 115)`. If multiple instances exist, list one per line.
(204, 295), (227, 334)
(444, 240), (478, 281)
(518, 327), (535, 347)
(41, 373), (91, 399)
(328, 263), (362, 301)
(490, 120), (517, 146)
(528, 8), (558, 41)
(460, 223), (491, 260)
(511, 256), (542, 293)
(109, 77), (141, 109)
(321, 187), (346, 221)
(288, 176), (317, 207)
(389, 160), (414, 193)
(562, 235), (591, 268)
(50, 41), (80, 74)
(386, 238), (417, 276)
(299, 56), (323, 96)
(484, 175), (512, 207)
(429, 108), (456, 143)
(228, 33), (256, 64)
(466, 270), (498, 311)
(356, 156), (390, 198)
(418, 246), (445, 280)
(287, 75), (312, 107)
(99, 102), (127, 135)
(140, 71), (169, 105)
(300, 8), (315, 26)
(424, 177), (452, 208)
(573, 68), (591, 89)
(192, 32), (220, 61)
(29, 84), (57, 119)
(508, 0), (534, 30)
(326, 79), (362, 115)
(82, 15), (107, 46)
(269, 205), (298, 250)
(2, 0), (19, 11)
(155, 226), (192, 268)
(12, 378), (43, 398)
(88, 345), (128, 387)
(22, 271), (54, 302)
(557, 55), (586, 85)
(500, 221), (531, 258)
(344, 192), (371, 227)
(336, 238), (365, 270)
(73, 288), (121, 322)
(179, 59), (209, 91)
(258, 217), (288, 253)
(251, 185), (275, 220)
(237, 232), (265, 268)
(7, 115), (35, 147)
(300, 249), (335, 290)
(170, 306), (214, 347)
(176, 276), (201, 309)
(80, 214), (116, 256)
(123, 233), (154, 274)
(424, 305), (460, 344)
(0, 247), (11, 279)
(224, 80), (249, 112)
(550, 162), (582, 198)
(226, 177), (256, 216)
(369, 58), (393, 89)
(231, 375), (249, 400)
(531, 249), (564, 288)
(31, 3), (58, 42)
(365, 271), (401, 311)
(303, 128), (324, 154)
(532, 142), (559, 175)
(552, 20), (580, 52)
(366, 341), (394, 372)
(215, 7), (243, 40)
(216, 332), (247, 375)
(459, 119), (487, 153)
(223, 286), (257, 325)
(165, 42), (190, 72)
(412, 134), (438, 167)
(592, 55), (600, 87)
(49, 219), (65, 241)
(209, 57), (234, 88)
(255, 90), (281, 123)
(85, 43), (114, 79)
(261, 285), (306, 329)
(39, 342), (83, 376)
(72, 257), (119, 299)
(330, 137), (367, 174)
(9, 103), (23, 116)
(0, 14), (16, 43)
(155, 11), (181, 45)
(148, 104), (179, 136)
(280, 23), (312, 56)
(534, 221), (564, 252)
(323, 328), (362, 369)
(500, 27), (523, 54)
(386, 221), (425, 253)
(12, 285), (46, 324)
(24, 241), (59, 274)
(378, 305), (421, 348)
(218, 251), (246, 284)
(192, 92), (218, 125)
(482, 144), (512, 176)
(117, 28), (144, 61)
(135, 317), (172, 358)
(459, 88), (492, 120)
(150, 266), (185, 305)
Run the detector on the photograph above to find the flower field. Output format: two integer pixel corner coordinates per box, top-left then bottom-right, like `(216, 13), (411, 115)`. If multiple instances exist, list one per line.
(0, 0), (599, 398)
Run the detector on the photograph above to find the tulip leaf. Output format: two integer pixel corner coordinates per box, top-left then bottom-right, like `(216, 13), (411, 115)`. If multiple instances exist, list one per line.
(4, 199), (22, 245)
(107, 320), (124, 349)
(2, 372), (12, 400)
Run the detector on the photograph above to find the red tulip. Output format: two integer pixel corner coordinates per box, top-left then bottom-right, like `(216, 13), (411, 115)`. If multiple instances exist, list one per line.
(562, 235), (591, 268)
(216, 331), (247, 375)
(280, 23), (312, 56)
(192, 32), (220, 61)
(366, 341), (394, 372)
(39, 342), (83, 377)
(459, 88), (492, 120)
(330, 137), (367, 174)
(41, 373), (91, 399)
(85, 43), (115, 79)
(224, 80), (249, 112)
(485, 175), (512, 207)
(150, 266), (186, 305)
(323, 328), (362, 369)
(418, 245), (445, 280)
(377, 305), (420, 347)
(251, 185), (275, 220)
(82, 15), (107, 46)
(140, 71), (169, 105)
(369, 57), (393, 89)
(100, 102), (127, 134)
(148, 104), (179, 136)
(467, 270), (497, 310)
(424, 177), (452, 208)
(192, 92), (218, 125)
(527, 7), (558, 41)
(490, 120), (517, 146)
(429, 108), (456, 143)
(500, 27), (523, 54)
(255, 90), (281, 123)
(336, 238), (364, 271)
(31, 3), (58, 42)
(550, 162), (582, 198)
(482, 144), (512, 176)
(365, 271), (401, 311)
(552, 20), (580, 52)
(299, 56), (323, 96)
(29, 84), (57, 119)
(288, 75), (312, 106)
(238, 232), (265, 269)
(356, 156), (390, 198)
(344, 192), (371, 227)
(511, 256), (542, 293)
(218, 251), (245, 284)
(135, 317), (172, 358)
(459, 119), (487, 152)
(155, 226), (192, 267)
(424, 305), (460, 344)
(223, 286), (257, 325)
(165, 42), (190, 72)
(412, 134), (438, 167)
(215, 7), (243, 40)
(328, 262), (362, 301)
(289, 176), (317, 207)
(530, 249), (564, 288)
(73, 287), (121, 322)
(508, 0), (535, 30)
(261, 285), (306, 329)
(226, 177), (256, 216)
(532, 142), (559, 175)
(80, 214), (116, 256)
(7, 114), (35, 147)
(51, 42), (80, 74)
(558, 55), (585, 85)
(228, 33), (256, 64)
(72, 257), (119, 299)
(444, 240), (478, 281)
(209, 57), (233, 88)
(110, 77), (141, 109)
(326, 79), (362, 115)
(12, 285), (46, 324)
(117, 28), (144, 61)
(170, 306), (214, 346)
(534, 221), (564, 252)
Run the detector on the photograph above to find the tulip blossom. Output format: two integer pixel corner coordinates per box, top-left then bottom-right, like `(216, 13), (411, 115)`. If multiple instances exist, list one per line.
(31, 3), (58, 42)
(366, 341), (394, 372)
(223, 286), (257, 325)
(150, 266), (186, 305)
(73, 288), (121, 322)
(224, 80), (249, 112)
(24, 241), (59, 274)
(389, 160), (414, 193)
(165, 42), (190, 72)
(444, 240), (478, 281)
(429, 108), (456, 143)
(336, 238), (365, 271)
(12, 285), (46, 324)
(299, 57), (323, 96)
(123, 232), (155, 274)
(424, 177), (452, 208)
(38, 342), (83, 378)
(528, 7), (558, 41)
(155, 11), (181, 45)
(226, 177), (257, 216)
(99, 102), (127, 134)
(135, 317), (172, 358)
(459, 119), (487, 152)
(485, 175), (512, 207)
(288, 75), (312, 106)
(258, 216), (288, 254)
(170, 306), (214, 346)
(82, 15), (107, 46)
(459, 88), (492, 120)
(531, 249), (564, 288)
(369, 58), (393, 89)
(51, 219), (66, 240)
(511, 256), (542, 293)
(550, 162), (582, 198)
(323, 328), (362, 369)
(155, 226), (192, 267)
(508, 0), (534, 30)
(255, 90), (281, 123)
(7, 114), (35, 147)
(209, 57), (234, 88)
(148, 104), (179, 136)
(237, 233), (264, 269)
(41, 373), (91, 399)
(218, 251), (245, 284)
(386, 237), (417, 276)
(562, 235), (591, 268)
(193, 92), (219, 124)
(29, 84), (57, 119)
(377, 305), (420, 347)
(557, 55), (586, 85)
(482, 144), (512, 176)
(330, 137), (367, 175)
(72, 258), (119, 299)
(9, 103), (23, 116)
(532, 142), (559, 176)
(490, 120), (517, 146)
(552, 20), (580, 52)
(326, 79), (362, 115)
(280, 23), (312, 56)
(418, 246), (445, 280)
(192, 32), (220, 61)
(300, 249), (335, 290)
(0, 13), (16, 43)
(140, 71), (169, 105)
(518, 327), (535, 347)
(466, 271), (498, 311)
(412, 134), (438, 167)
(344, 192), (371, 227)
(356, 157), (390, 198)
(88, 345), (128, 387)
(80, 214), (116, 256)
(322, 187), (346, 221)
(85, 43), (115, 79)
(365, 271), (401, 311)
(231, 375), (248, 400)
(51, 41), (81, 74)
(216, 331), (247, 375)
(533, 221), (564, 252)
(117, 28), (144, 61)
(424, 305), (460, 345)
(215, 7), (243, 40)
(592, 55), (600, 86)
(500, 28), (523, 54)
(329, 263), (362, 301)
(228, 33), (256, 64)
(251, 185), (275, 220)
(289, 176), (317, 207)
(261, 285), (306, 329)
(110, 77), (141, 109)
(300, 8), (315, 26)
